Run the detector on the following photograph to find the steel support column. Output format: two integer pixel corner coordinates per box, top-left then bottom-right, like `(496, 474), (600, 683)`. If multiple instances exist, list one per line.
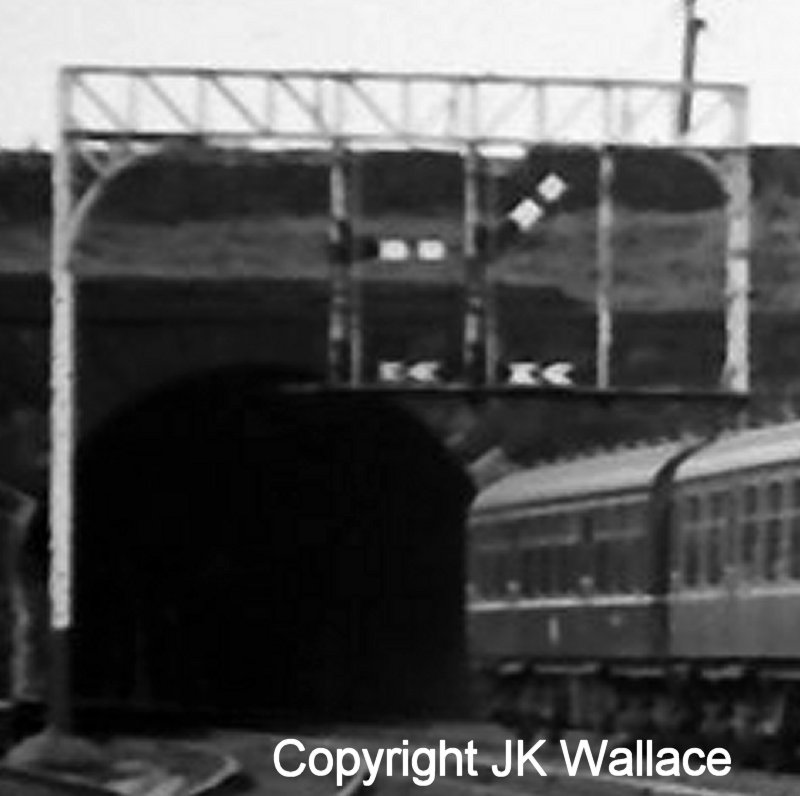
(49, 75), (76, 733)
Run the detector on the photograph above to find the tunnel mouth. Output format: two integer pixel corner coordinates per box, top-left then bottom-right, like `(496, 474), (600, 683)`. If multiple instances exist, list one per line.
(71, 365), (472, 723)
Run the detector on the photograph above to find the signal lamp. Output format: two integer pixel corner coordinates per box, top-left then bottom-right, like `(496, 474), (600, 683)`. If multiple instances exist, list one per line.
(406, 361), (443, 383)
(376, 360), (444, 384)
(506, 360), (576, 387)
(416, 239), (447, 261)
(537, 172), (569, 204)
(378, 239), (411, 261)
(507, 361), (542, 385)
(508, 197), (544, 232)
(377, 361), (406, 383)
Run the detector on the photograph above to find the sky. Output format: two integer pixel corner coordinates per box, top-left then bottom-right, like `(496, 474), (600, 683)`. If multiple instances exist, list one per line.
(4, 0), (800, 147)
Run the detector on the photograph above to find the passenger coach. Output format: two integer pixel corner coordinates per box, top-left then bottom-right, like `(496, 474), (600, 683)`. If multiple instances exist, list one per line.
(468, 421), (800, 762)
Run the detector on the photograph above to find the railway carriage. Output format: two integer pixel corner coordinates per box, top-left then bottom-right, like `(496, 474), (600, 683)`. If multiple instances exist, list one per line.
(467, 420), (800, 763)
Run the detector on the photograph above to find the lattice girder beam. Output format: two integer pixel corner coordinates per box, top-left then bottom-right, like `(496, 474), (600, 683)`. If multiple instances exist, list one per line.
(64, 66), (748, 151)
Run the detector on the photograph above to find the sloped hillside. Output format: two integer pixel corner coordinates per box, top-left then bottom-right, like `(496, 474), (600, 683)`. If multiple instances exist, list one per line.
(0, 147), (798, 311)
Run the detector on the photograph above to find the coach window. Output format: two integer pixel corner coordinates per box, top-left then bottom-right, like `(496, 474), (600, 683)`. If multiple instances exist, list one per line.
(490, 550), (507, 597)
(606, 539), (620, 592)
(553, 544), (568, 594)
(684, 532), (700, 588)
(519, 548), (531, 595)
(547, 543), (557, 595)
(548, 543), (562, 595)
(555, 540), (568, 594)
(624, 501), (638, 534)
(557, 516), (574, 593)
(532, 546), (545, 595)
(552, 543), (564, 595)
(595, 539), (610, 593)
(580, 511), (594, 544)
(617, 503), (630, 590)
(764, 480), (784, 581)
(483, 551), (493, 596)
(482, 550), (494, 596)
(601, 504), (614, 537)
(595, 508), (609, 591)
(566, 540), (578, 594)
(526, 547), (537, 596)
(670, 497), (682, 587)
(628, 502), (647, 592)
(534, 546), (546, 595)
(539, 546), (553, 595)
(697, 493), (708, 586)
(473, 550), (486, 597)
(618, 539), (633, 594)
(683, 494), (701, 588)
(741, 483), (760, 580)
(789, 477), (800, 579)
(522, 546), (541, 596)
(469, 552), (483, 600)
(621, 502), (632, 533)
(483, 551), (495, 597)
(471, 550), (481, 596)
(627, 503), (642, 591)
(466, 563), (477, 601)
(606, 505), (621, 592)
(500, 548), (512, 595)
(707, 490), (726, 585)
(606, 513), (622, 592)
(577, 511), (594, 592)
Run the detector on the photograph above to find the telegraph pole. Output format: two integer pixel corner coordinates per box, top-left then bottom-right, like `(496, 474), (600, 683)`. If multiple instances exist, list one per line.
(677, 0), (706, 135)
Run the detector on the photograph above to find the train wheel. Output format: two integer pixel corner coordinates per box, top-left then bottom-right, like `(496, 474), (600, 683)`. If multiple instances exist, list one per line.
(581, 677), (617, 734)
(516, 680), (546, 742)
(730, 698), (761, 766)
(615, 695), (651, 743)
(698, 698), (732, 750)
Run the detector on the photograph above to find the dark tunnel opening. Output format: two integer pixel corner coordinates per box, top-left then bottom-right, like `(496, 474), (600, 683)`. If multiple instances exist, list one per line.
(71, 367), (474, 723)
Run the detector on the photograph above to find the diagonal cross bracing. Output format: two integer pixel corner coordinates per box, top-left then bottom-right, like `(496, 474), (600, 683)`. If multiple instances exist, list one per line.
(62, 66), (747, 151)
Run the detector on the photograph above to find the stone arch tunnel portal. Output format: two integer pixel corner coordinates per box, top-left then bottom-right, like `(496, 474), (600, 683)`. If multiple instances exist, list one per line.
(62, 366), (474, 721)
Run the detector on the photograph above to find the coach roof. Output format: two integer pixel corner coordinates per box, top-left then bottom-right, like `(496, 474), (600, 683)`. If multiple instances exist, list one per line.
(472, 440), (688, 517)
(676, 420), (800, 482)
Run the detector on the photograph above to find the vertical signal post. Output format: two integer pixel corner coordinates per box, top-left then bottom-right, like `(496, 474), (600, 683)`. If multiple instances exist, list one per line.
(484, 161), (502, 386)
(463, 145), (488, 384)
(328, 146), (354, 385)
(348, 157), (364, 386)
(722, 149), (751, 393)
(596, 147), (615, 389)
